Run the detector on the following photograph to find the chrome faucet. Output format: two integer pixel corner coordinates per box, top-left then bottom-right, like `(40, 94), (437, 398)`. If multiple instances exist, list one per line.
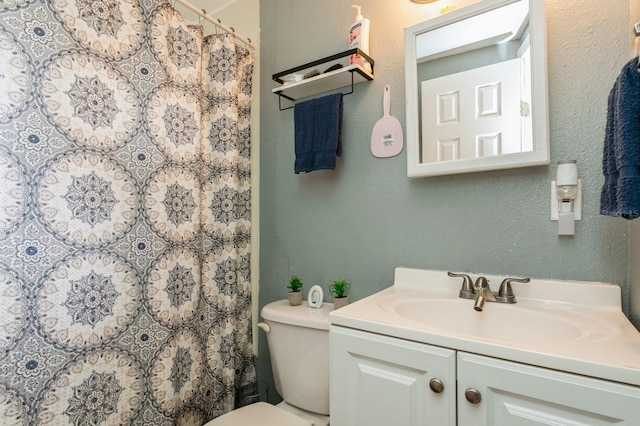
(448, 272), (530, 311)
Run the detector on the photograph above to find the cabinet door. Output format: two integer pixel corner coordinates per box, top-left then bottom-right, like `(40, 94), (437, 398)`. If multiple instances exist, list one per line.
(457, 352), (640, 425)
(330, 326), (456, 426)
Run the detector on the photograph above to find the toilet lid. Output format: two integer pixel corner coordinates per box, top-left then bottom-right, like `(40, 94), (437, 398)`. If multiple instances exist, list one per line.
(203, 402), (311, 426)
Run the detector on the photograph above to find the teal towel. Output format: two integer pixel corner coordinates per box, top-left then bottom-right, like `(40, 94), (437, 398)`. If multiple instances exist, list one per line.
(600, 58), (640, 219)
(294, 93), (343, 174)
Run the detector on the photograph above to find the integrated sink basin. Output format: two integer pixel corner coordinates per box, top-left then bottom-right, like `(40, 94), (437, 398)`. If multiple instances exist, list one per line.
(389, 297), (618, 343)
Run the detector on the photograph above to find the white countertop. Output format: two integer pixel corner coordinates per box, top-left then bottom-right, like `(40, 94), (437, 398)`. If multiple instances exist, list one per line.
(329, 267), (640, 387)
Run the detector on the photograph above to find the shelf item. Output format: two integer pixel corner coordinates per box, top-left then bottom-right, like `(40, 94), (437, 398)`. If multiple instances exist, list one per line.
(272, 49), (374, 110)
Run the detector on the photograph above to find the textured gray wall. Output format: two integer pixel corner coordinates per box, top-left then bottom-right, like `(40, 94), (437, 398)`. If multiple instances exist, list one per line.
(258, 0), (633, 402)
(631, 0), (640, 333)
(632, 221), (640, 326)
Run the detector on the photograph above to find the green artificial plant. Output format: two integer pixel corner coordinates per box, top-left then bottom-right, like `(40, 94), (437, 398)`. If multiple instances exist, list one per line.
(288, 275), (303, 292)
(330, 279), (350, 298)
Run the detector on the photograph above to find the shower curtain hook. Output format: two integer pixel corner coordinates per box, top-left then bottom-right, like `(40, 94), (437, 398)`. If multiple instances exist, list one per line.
(199, 8), (205, 25)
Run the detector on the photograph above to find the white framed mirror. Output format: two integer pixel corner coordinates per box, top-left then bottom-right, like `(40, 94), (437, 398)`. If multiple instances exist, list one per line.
(405, 0), (549, 177)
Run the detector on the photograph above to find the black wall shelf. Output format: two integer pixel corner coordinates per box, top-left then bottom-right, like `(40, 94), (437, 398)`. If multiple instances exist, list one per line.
(272, 49), (375, 111)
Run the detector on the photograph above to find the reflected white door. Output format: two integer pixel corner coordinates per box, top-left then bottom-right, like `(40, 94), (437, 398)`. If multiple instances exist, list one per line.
(421, 58), (521, 163)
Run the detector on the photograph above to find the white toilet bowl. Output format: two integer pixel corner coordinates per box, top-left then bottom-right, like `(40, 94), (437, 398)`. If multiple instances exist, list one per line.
(203, 300), (332, 426)
(203, 402), (310, 426)
(203, 401), (331, 426)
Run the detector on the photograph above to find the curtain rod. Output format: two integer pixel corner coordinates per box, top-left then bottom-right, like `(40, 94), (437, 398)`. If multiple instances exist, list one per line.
(173, 0), (257, 50)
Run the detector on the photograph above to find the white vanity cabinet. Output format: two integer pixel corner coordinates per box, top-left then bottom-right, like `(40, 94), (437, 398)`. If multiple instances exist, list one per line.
(330, 326), (456, 425)
(331, 326), (640, 426)
(457, 352), (640, 425)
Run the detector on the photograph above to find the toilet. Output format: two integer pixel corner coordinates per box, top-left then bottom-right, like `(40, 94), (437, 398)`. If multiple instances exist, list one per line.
(204, 299), (332, 426)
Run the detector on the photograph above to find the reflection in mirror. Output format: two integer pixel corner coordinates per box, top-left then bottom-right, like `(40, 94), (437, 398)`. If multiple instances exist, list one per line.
(405, 0), (549, 177)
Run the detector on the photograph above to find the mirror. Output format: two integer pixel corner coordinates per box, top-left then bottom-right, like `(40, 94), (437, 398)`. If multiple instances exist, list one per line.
(405, 0), (549, 177)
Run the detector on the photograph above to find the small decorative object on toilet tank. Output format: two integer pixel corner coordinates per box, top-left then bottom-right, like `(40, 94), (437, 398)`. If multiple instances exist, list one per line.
(330, 278), (351, 309)
(287, 275), (304, 306)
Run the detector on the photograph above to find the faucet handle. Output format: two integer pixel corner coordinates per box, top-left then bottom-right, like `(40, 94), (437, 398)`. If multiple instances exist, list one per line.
(447, 272), (475, 299)
(496, 277), (530, 304)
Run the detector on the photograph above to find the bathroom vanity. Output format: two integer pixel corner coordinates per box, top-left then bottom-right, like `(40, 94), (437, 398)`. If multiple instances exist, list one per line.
(329, 268), (640, 425)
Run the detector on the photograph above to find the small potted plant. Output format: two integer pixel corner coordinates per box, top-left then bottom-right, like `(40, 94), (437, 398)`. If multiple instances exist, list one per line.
(330, 278), (350, 309)
(287, 275), (304, 306)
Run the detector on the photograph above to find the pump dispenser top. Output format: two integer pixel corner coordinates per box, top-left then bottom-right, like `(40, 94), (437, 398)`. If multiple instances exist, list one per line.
(349, 4), (371, 72)
(352, 5), (363, 21)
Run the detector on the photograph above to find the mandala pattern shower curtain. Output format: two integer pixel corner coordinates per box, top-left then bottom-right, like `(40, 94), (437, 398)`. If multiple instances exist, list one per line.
(0, 0), (255, 424)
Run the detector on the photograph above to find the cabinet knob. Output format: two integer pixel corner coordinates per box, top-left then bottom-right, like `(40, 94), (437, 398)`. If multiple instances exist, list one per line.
(429, 378), (444, 394)
(464, 388), (482, 404)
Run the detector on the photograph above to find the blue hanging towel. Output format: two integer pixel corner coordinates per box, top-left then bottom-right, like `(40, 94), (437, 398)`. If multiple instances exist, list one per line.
(600, 57), (640, 219)
(294, 93), (343, 174)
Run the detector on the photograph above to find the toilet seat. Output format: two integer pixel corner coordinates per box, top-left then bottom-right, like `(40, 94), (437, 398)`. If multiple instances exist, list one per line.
(203, 402), (311, 426)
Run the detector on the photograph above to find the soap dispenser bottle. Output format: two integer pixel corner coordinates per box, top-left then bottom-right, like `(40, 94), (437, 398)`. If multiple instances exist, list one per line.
(349, 5), (371, 72)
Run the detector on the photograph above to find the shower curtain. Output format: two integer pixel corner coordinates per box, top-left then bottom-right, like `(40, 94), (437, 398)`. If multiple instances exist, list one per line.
(0, 1), (255, 424)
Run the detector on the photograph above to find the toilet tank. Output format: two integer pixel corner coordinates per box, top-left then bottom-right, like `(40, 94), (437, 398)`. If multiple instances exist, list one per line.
(261, 300), (333, 416)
